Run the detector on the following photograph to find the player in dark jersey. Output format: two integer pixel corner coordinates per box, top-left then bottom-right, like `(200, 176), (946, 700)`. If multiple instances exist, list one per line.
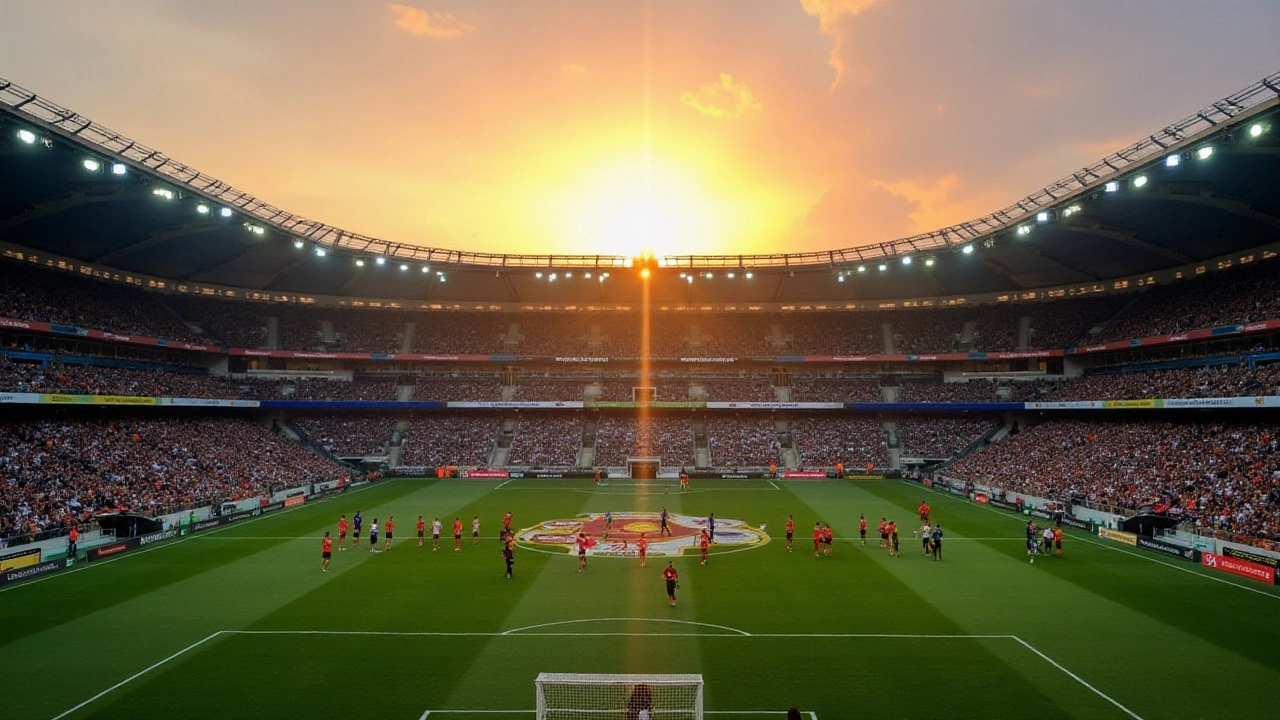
(502, 541), (515, 579)
(708, 513), (716, 543)
(932, 524), (944, 561)
(663, 562), (679, 606)
(352, 510), (363, 549)
(660, 507), (670, 536)
(1026, 520), (1038, 564)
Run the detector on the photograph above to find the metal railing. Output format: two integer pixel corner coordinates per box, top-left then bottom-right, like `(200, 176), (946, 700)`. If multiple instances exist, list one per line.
(2, 71), (1277, 269)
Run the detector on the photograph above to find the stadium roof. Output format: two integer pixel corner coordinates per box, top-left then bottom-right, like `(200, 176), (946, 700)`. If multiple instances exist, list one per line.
(1, 73), (1278, 306)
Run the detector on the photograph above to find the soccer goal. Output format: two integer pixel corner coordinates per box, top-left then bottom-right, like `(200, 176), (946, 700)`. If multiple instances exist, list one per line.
(535, 673), (703, 720)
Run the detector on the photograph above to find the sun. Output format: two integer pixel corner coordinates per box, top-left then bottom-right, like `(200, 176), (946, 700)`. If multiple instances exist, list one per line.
(552, 157), (716, 260)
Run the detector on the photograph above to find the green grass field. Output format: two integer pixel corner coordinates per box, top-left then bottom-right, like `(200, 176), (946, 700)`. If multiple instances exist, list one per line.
(3, 477), (1279, 720)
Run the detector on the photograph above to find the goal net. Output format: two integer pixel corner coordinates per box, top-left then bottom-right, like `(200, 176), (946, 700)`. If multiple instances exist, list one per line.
(535, 673), (704, 720)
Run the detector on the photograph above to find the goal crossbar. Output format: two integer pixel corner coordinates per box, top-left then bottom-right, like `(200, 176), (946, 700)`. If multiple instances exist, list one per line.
(535, 673), (704, 720)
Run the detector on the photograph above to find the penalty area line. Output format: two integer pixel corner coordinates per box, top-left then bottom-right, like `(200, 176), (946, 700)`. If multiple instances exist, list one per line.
(418, 712), (817, 719)
(50, 630), (225, 720)
(1011, 636), (1144, 720)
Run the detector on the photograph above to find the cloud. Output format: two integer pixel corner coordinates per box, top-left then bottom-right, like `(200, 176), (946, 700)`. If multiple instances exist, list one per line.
(798, 0), (880, 90)
(681, 73), (762, 119)
(874, 173), (1005, 235)
(561, 63), (587, 75)
(388, 3), (473, 39)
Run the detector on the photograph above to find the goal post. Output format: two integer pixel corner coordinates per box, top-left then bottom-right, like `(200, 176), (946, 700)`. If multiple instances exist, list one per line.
(535, 672), (704, 720)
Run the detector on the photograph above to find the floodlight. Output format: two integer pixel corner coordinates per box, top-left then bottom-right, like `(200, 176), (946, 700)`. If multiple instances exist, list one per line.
(356, 259), (365, 267)
(679, 273), (687, 278)
(585, 272), (592, 278)
(1196, 146), (1213, 160)
(902, 256), (912, 265)
(196, 204), (210, 215)
(598, 276), (605, 283)
(727, 272), (735, 279)
(602, 272), (609, 278)
(248, 225), (265, 236)
(925, 258), (935, 267)
(421, 266), (429, 273)
(549, 273), (557, 282)
(1104, 181), (1119, 193)
(1016, 224), (1032, 236)
(1249, 123), (1264, 138)
(565, 272), (573, 278)
(111, 163), (127, 175)
(962, 245), (974, 254)
(744, 272), (752, 279)
(152, 188), (174, 200)
(314, 247), (327, 257)
(17, 129), (37, 144)
(220, 208), (233, 218)
(82, 159), (101, 172)
(857, 265), (866, 272)
(704, 272), (712, 279)
(1165, 154), (1180, 167)
(837, 275), (845, 282)
(438, 274), (446, 282)
(375, 256), (386, 265)
(1036, 211), (1049, 223)
(399, 264), (408, 271)
(1133, 175), (1148, 188)
(686, 275), (693, 283)
(536, 272), (543, 278)
(878, 263), (887, 272)
(293, 239), (304, 249)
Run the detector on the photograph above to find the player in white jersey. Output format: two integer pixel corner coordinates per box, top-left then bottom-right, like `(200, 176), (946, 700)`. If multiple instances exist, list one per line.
(432, 517), (443, 551)
(472, 515), (481, 547)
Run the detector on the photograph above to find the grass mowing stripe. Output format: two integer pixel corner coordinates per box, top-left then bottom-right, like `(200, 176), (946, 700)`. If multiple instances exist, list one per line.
(1012, 635), (1145, 720)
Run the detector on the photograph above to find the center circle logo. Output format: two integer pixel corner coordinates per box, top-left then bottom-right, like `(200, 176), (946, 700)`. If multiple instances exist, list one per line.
(516, 512), (769, 557)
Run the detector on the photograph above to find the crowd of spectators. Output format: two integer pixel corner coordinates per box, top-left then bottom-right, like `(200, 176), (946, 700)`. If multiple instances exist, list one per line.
(1093, 262), (1280, 344)
(0, 262), (198, 342)
(788, 376), (881, 403)
(0, 357), (236, 398)
(593, 416), (696, 466)
(893, 308), (966, 355)
(707, 415), (779, 466)
(1025, 364), (1280, 402)
(947, 420), (1280, 541)
(400, 415), (497, 467)
(508, 414), (583, 466)
(330, 309), (410, 352)
(897, 379), (1003, 403)
(782, 315), (885, 356)
(791, 417), (886, 468)
(169, 296), (269, 348)
(0, 418), (345, 539)
(896, 418), (996, 458)
(515, 378), (587, 401)
(413, 375), (502, 402)
(413, 314), (512, 355)
(287, 377), (400, 401)
(695, 378), (776, 402)
(294, 415), (395, 456)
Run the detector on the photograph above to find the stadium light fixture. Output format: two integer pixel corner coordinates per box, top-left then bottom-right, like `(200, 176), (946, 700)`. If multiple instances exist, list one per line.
(220, 208), (233, 218)
(17, 129), (37, 144)
(565, 272), (573, 278)
(1166, 154), (1180, 167)
(1197, 146), (1214, 160)
(727, 272), (735, 279)
(292, 239), (304, 249)
(598, 275), (605, 283)
(196, 204), (210, 215)
(902, 256), (912, 265)
(375, 256), (386, 266)
(151, 188), (175, 200)
(421, 266), (430, 273)
(925, 257), (935, 267)
(438, 274), (446, 282)
(602, 272), (610, 278)
(1016, 224), (1032, 236)
(549, 273), (557, 282)
(247, 224), (265, 236)
(1133, 175), (1148, 188)
(1249, 123), (1265, 138)
(1036, 211), (1049, 223)
(535, 272), (543, 278)
(111, 163), (127, 175)
(837, 275), (845, 282)
(585, 272), (592, 279)
(1104, 181), (1119, 193)
(399, 263), (408, 271)
(878, 263), (887, 272)
(679, 272), (686, 278)
(356, 259), (365, 267)
(744, 272), (752, 279)
(82, 159), (101, 172)
(962, 244), (974, 254)
(857, 265), (866, 272)
(314, 247), (327, 257)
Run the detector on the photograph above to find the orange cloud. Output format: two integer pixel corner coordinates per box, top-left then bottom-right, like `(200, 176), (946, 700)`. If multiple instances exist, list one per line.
(561, 63), (587, 75)
(874, 173), (1004, 235)
(388, 3), (473, 39)
(799, 0), (880, 89)
(681, 73), (762, 119)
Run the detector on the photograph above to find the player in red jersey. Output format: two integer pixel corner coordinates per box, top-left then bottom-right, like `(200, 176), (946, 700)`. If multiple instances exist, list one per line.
(699, 529), (710, 565)
(858, 515), (868, 547)
(503, 511), (513, 539)
(637, 533), (648, 567)
(384, 516), (395, 550)
(822, 524), (834, 557)
(595, 468), (603, 485)
(577, 532), (591, 572)
(453, 517), (463, 551)
(663, 562), (679, 606)
(785, 515), (795, 552)
(321, 531), (332, 572)
(918, 501), (931, 524)
(417, 516), (425, 547)
(338, 515), (348, 551)
(680, 469), (690, 491)
(813, 522), (822, 557)
(878, 518), (888, 548)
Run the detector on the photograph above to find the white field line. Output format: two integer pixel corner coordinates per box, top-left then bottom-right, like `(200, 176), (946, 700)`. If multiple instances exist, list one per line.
(418, 712), (817, 718)
(50, 630), (225, 720)
(2, 480), (385, 595)
(500, 617), (751, 636)
(767, 479), (781, 490)
(1012, 636), (1144, 720)
(913, 481), (1280, 601)
(494, 479), (512, 489)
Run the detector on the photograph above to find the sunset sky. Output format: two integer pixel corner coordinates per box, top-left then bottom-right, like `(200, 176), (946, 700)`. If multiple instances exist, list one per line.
(2, 1), (1278, 259)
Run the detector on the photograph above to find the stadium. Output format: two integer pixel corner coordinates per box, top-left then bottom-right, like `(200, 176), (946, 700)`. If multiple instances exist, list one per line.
(1, 5), (1280, 719)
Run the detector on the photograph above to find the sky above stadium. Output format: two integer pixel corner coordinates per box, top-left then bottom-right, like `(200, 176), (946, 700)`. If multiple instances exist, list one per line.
(2, 1), (1278, 259)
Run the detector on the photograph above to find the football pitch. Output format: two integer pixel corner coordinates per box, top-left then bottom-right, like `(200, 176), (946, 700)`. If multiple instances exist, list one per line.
(3, 478), (1279, 720)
